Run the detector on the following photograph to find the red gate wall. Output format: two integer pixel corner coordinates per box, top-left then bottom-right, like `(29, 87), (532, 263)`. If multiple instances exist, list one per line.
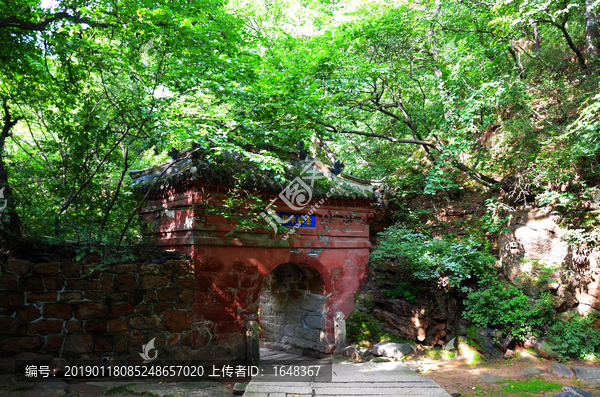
(138, 185), (372, 360)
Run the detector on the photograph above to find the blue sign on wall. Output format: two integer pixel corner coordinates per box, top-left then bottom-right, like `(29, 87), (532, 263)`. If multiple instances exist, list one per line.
(277, 212), (316, 228)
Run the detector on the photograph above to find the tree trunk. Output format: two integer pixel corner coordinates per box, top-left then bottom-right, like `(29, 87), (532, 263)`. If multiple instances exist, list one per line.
(585, 0), (599, 61)
(0, 99), (22, 244)
(529, 19), (541, 56)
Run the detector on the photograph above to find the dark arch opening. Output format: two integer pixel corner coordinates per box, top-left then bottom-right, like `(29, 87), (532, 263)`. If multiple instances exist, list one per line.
(259, 262), (328, 357)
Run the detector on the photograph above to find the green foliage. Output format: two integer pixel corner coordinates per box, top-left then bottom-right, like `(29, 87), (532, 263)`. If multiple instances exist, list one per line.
(370, 225), (495, 293)
(546, 313), (600, 359)
(382, 281), (420, 303)
(346, 310), (407, 346)
(480, 197), (512, 234)
(464, 275), (555, 340)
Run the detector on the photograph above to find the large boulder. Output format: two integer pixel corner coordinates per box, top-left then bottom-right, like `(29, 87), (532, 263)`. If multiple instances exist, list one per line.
(372, 341), (414, 359)
(499, 206), (600, 313)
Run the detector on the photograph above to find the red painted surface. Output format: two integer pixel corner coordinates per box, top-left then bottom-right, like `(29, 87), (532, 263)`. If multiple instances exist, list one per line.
(139, 183), (372, 360)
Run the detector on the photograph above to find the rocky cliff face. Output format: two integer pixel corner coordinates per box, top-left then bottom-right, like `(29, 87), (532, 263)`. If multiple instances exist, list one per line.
(499, 206), (600, 314)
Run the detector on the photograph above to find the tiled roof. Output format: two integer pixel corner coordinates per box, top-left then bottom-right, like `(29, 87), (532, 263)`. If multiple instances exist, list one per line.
(129, 148), (374, 201)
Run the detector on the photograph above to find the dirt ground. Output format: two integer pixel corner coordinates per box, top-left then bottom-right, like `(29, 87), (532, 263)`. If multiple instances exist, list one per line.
(411, 353), (600, 397)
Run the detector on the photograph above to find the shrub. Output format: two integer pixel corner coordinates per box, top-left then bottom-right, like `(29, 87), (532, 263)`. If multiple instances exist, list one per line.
(370, 225), (495, 293)
(546, 312), (600, 359)
(346, 310), (407, 345)
(464, 275), (554, 340)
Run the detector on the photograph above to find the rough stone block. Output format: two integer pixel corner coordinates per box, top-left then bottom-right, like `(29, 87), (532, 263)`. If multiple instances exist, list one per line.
(100, 274), (113, 292)
(116, 264), (138, 274)
(109, 319), (128, 333)
(153, 303), (172, 312)
(66, 279), (98, 291)
(550, 363), (574, 378)
(157, 287), (178, 302)
(0, 318), (19, 335)
(8, 258), (31, 276)
(174, 276), (195, 290)
(114, 274), (137, 291)
(110, 303), (134, 318)
(130, 314), (160, 330)
(342, 344), (370, 360)
(94, 336), (113, 353)
(133, 304), (151, 316)
(106, 292), (125, 303)
(64, 334), (93, 353)
(61, 263), (80, 278)
(372, 341), (414, 359)
(44, 274), (65, 290)
(0, 337), (18, 352)
(60, 292), (84, 301)
(85, 320), (107, 333)
(141, 264), (159, 275)
(125, 290), (144, 305)
(573, 367), (600, 383)
(33, 262), (61, 275)
(29, 320), (64, 335)
(1, 290), (25, 307)
(561, 386), (596, 396)
(162, 260), (190, 277)
(304, 315), (326, 329)
(163, 311), (191, 333)
(20, 336), (42, 349)
(0, 273), (18, 289)
(26, 292), (56, 303)
(75, 303), (108, 320)
(19, 276), (44, 291)
(85, 291), (102, 301)
(141, 276), (170, 289)
(17, 305), (41, 323)
(179, 290), (193, 303)
(45, 336), (64, 352)
(65, 321), (83, 332)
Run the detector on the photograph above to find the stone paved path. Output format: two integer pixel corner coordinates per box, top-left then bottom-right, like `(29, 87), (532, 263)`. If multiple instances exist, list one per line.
(244, 348), (451, 397)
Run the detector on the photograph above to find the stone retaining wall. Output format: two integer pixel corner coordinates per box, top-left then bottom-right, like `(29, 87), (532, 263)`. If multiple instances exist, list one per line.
(0, 257), (194, 363)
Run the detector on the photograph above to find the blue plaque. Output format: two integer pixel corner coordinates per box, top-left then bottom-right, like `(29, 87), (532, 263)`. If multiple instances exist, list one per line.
(277, 212), (315, 228)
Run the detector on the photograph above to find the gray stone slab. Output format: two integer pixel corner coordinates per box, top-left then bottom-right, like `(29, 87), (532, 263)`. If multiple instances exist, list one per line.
(525, 366), (542, 375)
(372, 341), (414, 359)
(573, 367), (600, 383)
(550, 363), (574, 378)
(245, 382), (313, 394)
(249, 347), (450, 397)
(477, 375), (510, 383)
(562, 386), (596, 397)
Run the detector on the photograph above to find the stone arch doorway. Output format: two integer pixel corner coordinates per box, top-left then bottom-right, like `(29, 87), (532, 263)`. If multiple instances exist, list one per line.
(259, 262), (329, 357)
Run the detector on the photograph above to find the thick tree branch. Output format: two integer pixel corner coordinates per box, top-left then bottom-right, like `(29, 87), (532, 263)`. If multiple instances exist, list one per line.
(0, 12), (112, 31)
(315, 121), (436, 146)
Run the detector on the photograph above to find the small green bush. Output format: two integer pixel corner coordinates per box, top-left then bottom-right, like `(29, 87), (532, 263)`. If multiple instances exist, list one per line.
(382, 281), (420, 303)
(464, 275), (554, 340)
(346, 310), (407, 345)
(546, 312), (600, 359)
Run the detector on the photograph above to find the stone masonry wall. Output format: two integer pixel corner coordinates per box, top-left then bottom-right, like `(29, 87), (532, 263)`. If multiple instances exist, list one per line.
(0, 257), (194, 364)
(260, 263), (329, 357)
